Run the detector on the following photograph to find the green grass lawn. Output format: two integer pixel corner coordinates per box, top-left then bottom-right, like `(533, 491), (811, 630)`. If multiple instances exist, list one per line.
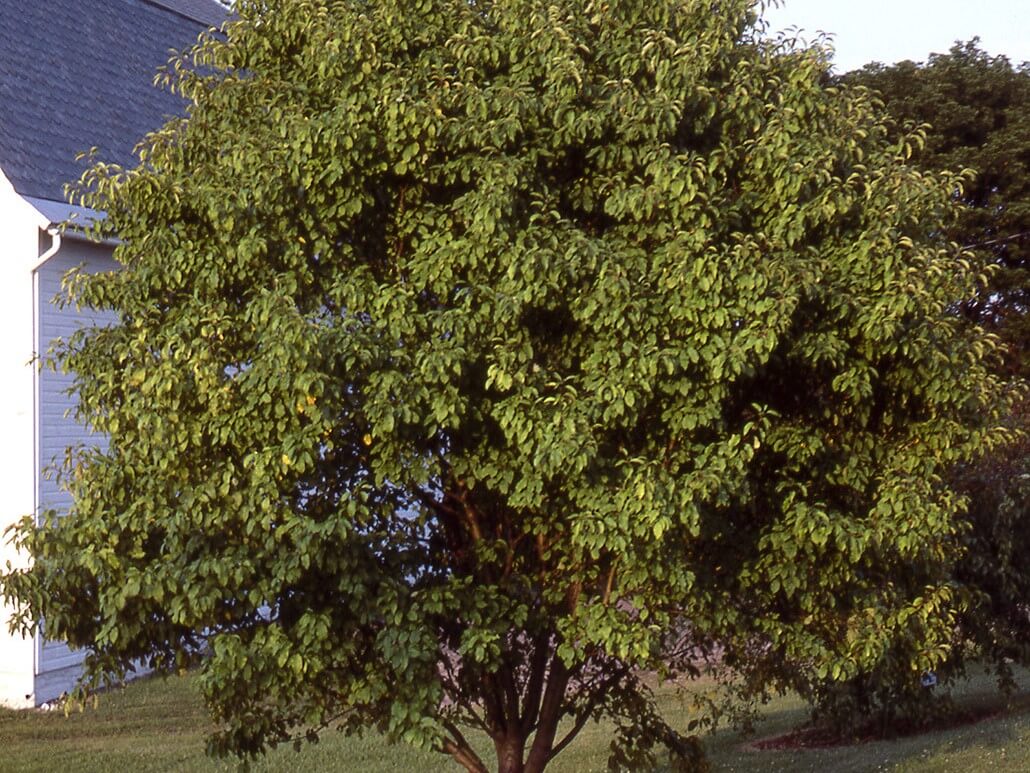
(3, 668), (1030, 772)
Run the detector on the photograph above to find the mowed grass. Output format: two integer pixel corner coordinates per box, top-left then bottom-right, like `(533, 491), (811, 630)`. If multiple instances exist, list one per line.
(3, 668), (1030, 772)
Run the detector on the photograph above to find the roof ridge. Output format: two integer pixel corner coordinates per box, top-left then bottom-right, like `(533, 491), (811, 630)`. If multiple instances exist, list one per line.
(140, 0), (228, 27)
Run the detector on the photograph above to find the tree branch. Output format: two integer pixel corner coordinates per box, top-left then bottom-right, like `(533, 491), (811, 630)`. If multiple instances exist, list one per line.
(498, 658), (521, 737)
(548, 664), (631, 762)
(480, 672), (506, 740)
(602, 558), (618, 607)
(455, 483), (484, 543)
(964, 229), (1030, 250)
(441, 720), (489, 773)
(519, 632), (550, 736)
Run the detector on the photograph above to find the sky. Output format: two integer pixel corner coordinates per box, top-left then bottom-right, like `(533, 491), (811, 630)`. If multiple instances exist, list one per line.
(761, 0), (1030, 73)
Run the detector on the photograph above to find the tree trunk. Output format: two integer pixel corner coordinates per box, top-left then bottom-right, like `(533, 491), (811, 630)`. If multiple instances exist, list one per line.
(523, 658), (571, 773)
(495, 735), (526, 773)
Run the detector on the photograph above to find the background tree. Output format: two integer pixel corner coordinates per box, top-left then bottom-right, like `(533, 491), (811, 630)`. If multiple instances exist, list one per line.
(844, 42), (1030, 375)
(802, 42), (1030, 737)
(1, 2), (1013, 771)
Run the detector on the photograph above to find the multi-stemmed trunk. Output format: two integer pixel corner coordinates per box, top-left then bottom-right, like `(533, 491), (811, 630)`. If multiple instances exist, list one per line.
(443, 654), (575, 773)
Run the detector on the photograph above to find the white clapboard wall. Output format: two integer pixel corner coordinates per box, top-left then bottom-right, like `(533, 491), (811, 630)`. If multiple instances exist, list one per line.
(35, 239), (117, 700)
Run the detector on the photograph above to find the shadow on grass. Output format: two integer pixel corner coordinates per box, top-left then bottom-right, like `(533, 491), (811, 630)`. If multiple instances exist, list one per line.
(703, 671), (1030, 773)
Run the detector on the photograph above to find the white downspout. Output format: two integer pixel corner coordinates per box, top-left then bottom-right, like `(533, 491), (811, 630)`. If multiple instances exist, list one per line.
(30, 226), (61, 686)
(32, 226), (61, 522)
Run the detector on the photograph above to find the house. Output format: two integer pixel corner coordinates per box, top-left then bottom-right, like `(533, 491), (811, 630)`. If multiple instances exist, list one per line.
(0, 0), (227, 709)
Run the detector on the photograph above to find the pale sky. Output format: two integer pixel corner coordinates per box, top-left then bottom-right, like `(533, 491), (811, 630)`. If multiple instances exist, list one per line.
(761, 0), (1030, 73)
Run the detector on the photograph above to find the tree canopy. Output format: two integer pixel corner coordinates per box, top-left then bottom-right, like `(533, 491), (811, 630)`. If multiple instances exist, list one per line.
(1, 2), (1014, 771)
(844, 41), (1030, 375)
(814, 42), (1030, 731)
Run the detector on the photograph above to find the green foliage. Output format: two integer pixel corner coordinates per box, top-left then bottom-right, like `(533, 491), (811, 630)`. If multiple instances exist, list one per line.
(951, 418), (1030, 679)
(802, 43), (1030, 738)
(845, 407), (1030, 727)
(843, 42), (1030, 375)
(803, 426), (1030, 740)
(0, 2), (1013, 771)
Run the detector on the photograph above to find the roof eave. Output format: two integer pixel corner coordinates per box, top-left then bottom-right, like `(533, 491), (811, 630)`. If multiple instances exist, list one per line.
(21, 196), (105, 231)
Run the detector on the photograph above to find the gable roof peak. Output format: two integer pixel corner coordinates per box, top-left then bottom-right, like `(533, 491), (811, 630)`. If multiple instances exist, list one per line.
(143, 0), (229, 27)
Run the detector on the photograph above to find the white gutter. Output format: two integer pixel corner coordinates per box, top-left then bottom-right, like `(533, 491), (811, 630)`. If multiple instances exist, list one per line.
(32, 227), (62, 272)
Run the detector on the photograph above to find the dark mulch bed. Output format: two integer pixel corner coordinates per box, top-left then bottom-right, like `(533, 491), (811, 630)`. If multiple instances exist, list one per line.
(751, 705), (1004, 750)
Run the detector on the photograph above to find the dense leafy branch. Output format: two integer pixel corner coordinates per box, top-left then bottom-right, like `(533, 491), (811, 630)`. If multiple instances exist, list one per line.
(843, 41), (1030, 373)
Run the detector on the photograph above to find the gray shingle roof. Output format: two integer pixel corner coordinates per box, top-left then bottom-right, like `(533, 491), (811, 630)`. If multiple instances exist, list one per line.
(0, 0), (228, 202)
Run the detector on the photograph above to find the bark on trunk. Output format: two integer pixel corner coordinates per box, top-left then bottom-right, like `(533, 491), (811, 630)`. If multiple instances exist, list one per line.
(523, 658), (571, 773)
(495, 735), (526, 773)
(444, 739), (489, 773)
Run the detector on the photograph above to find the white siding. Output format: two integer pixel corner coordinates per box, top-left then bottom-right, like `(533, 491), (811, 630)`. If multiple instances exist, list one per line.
(34, 240), (118, 694)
